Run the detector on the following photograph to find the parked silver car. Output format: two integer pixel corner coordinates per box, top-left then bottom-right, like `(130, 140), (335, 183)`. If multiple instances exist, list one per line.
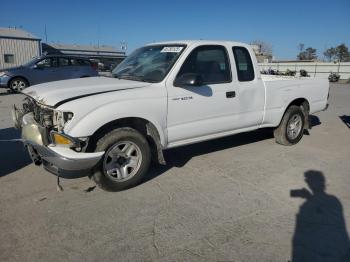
(0, 55), (98, 92)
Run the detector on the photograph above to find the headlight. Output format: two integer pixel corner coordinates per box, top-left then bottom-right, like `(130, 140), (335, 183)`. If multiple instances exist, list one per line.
(51, 131), (78, 148)
(0, 71), (8, 77)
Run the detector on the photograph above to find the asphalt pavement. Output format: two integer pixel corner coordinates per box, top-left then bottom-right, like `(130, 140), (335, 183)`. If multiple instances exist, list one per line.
(1, 83), (350, 261)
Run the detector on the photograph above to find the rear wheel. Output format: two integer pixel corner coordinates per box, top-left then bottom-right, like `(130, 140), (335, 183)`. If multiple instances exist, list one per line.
(274, 105), (305, 145)
(92, 127), (151, 191)
(9, 77), (28, 92)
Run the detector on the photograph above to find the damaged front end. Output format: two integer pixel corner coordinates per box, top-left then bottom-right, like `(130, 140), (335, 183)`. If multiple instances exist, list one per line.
(13, 97), (73, 133)
(12, 96), (104, 179)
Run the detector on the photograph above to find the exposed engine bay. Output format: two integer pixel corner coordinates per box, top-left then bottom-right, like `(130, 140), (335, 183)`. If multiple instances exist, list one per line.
(20, 97), (73, 132)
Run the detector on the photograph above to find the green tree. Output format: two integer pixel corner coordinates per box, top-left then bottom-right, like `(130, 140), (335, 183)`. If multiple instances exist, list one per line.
(298, 47), (317, 60)
(335, 44), (349, 62)
(323, 47), (337, 62)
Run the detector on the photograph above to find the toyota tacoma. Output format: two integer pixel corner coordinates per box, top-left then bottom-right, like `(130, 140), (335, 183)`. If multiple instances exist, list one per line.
(12, 40), (329, 191)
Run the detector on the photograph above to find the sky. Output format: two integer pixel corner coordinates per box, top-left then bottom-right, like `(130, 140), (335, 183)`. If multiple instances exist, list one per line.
(1, 0), (349, 60)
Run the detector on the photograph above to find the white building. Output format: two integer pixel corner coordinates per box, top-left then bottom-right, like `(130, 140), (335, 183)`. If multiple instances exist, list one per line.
(0, 27), (41, 69)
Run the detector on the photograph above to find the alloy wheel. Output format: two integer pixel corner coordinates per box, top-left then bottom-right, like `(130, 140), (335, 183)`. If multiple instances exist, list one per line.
(287, 114), (302, 140)
(103, 141), (142, 182)
(11, 79), (26, 91)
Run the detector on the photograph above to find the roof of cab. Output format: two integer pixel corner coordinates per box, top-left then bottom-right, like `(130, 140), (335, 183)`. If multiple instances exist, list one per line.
(148, 40), (250, 48)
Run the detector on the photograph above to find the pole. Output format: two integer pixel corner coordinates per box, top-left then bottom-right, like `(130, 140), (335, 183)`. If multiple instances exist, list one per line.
(44, 25), (47, 43)
(314, 63), (317, 77)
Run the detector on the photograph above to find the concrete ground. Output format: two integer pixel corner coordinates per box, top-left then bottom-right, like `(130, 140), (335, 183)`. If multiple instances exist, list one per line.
(0, 84), (349, 262)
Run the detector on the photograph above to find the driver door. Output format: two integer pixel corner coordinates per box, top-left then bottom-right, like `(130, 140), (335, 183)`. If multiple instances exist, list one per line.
(166, 45), (240, 146)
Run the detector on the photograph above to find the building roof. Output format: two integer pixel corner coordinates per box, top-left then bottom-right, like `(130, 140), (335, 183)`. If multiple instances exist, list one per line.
(48, 43), (123, 53)
(0, 27), (40, 40)
(42, 43), (126, 58)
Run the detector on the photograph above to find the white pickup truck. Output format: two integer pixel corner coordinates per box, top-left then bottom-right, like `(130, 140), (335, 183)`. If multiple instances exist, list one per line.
(13, 40), (329, 191)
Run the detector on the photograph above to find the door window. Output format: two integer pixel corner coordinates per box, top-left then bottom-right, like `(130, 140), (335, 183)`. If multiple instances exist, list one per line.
(77, 59), (91, 66)
(232, 47), (255, 81)
(176, 45), (231, 84)
(36, 58), (52, 68)
(70, 58), (89, 66)
(58, 57), (70, 67)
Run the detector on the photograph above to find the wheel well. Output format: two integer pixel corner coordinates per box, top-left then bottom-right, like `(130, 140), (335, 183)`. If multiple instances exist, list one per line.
(8, 76), (30, 88)
(287, 98), (309, 112)
(284, 98), (310, 129)
(86, 117), (165, 164)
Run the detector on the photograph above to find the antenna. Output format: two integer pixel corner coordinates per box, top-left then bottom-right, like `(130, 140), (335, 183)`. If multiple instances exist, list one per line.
(97, 24), (100, 48)
(44, 25), (48, 43)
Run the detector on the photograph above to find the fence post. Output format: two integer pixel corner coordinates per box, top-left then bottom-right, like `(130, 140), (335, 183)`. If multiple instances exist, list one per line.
(314, 63), (317, 77)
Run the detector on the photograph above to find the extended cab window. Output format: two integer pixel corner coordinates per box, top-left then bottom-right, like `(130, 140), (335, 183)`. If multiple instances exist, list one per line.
(232, 47), (255, 81)
(177, 45), (231, 84)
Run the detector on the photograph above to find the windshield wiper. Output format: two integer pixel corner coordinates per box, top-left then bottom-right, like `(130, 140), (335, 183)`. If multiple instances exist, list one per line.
(115, 74), (140, 80)
(115, 74), (156, 83)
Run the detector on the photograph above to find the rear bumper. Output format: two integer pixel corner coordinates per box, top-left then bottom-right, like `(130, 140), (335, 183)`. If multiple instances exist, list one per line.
(14, 110), (104, 178)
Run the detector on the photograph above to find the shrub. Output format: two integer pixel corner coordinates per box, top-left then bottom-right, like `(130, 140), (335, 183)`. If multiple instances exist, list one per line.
(328, 72), (340, 82)
(300, 69), (309, 77)
(284, 69), (296, 76)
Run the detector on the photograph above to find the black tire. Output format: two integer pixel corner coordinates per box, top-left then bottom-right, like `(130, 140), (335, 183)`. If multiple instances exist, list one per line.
(274, 105), (305, 146)
(9, 77), (28, 93)
(92, 127), (151, 191)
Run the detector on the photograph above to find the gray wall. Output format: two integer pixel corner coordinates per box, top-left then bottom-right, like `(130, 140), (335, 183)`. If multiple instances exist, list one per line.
(259, 62), (350, 79)
(0, 38), (40, 69)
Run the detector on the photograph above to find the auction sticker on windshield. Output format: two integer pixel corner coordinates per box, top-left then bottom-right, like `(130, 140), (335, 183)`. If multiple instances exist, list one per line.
(161, 46), (184, 53)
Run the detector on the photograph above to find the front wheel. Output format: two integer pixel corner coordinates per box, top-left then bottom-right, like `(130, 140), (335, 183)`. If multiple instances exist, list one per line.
(274, 105), (305, 146)
(92, 127), (151, 191)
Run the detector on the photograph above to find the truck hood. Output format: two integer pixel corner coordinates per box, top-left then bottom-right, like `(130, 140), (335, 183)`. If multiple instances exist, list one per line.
(22, 76), (152, 107)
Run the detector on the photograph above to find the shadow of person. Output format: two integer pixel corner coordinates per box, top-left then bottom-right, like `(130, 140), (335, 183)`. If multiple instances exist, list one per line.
(291, 170), (350, 261)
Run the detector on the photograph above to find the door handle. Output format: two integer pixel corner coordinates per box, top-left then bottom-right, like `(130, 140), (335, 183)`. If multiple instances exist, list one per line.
(226, 91), (236, 98)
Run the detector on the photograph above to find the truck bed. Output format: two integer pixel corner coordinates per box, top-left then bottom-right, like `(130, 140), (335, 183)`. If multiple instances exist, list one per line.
(261, 76), (329, 127)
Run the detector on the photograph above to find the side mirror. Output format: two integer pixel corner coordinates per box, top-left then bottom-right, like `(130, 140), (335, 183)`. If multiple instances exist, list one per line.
(174, 73), (203, 87)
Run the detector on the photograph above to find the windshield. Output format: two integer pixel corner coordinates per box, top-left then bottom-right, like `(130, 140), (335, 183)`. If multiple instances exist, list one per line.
(112, 44), (186, 83)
